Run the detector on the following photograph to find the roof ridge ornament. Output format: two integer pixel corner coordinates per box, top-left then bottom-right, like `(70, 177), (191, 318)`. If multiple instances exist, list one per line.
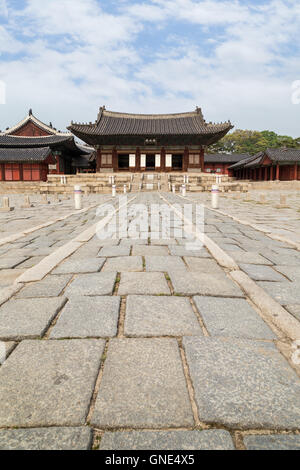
(96, 105), (106, 124)
(29, 109), (33, 116)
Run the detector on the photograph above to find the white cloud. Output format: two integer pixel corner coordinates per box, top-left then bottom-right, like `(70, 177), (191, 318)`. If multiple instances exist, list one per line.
(0, 0), (300, 137)
(0, 0), (8, 18)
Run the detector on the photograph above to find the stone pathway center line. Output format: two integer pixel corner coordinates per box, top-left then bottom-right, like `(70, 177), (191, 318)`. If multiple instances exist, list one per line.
(15, 196), (136, 284)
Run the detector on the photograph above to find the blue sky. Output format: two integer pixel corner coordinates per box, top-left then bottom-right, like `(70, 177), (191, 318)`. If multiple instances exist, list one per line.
(0, 0), (300, 136)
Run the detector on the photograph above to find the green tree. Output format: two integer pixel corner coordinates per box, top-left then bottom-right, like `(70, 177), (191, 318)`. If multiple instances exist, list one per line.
(207, 129), (300, 155)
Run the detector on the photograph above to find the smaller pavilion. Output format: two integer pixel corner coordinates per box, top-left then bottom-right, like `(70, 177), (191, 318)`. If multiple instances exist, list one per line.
(229, 149), (300, 181)
(0, 110), (93, 181)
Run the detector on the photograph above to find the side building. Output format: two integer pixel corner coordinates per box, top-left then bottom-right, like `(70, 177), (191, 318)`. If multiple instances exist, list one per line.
(69, 106), (233, 173)
(229, 149), (300, 181)
(0, 110), (93, 181)
(204, 153), (250, 176)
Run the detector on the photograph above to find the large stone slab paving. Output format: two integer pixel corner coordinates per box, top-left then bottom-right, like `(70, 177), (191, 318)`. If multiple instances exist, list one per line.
(118, 272), (170, 295)
(214, 224), (241, 234)
(65, 272), (117, 297)
(169, 271), (244, 297)
(0, 269), (26, 287)
(258, 281), (300, 305)
(0, 339), (105, 427)
(184, 257), (224, 274)
(0, 297), (67, 340)
(183, 337), (300, 430)
(16, 274), (72, 299)
(52, 258), (105, 274)
(91, 338), (194, 428)
(102, 256), (143, 272)
(243, 434), (300, 450)
(131, 245), (169, 256)
(125, 296), (202, 337)
(230, 252), (273, 265)
(0, 256), (30, 269)
(71, 244), (101, 259)
(285, 304), (300, 322)
(217, 243), (244, 252)
(260, 250), (300, 266)
(0, 427), (92, 450)
(274, 265), (300, 282)
(0, 342), (15, 365)
(145, 256), (186, 272)
(151, 239), (177, 245)
(3, 247), (36, 258)
(239, 264), (285, 282)
(95, 238), (120, 247)
(17, 256), (44, 269)
(210, 236), (238, 244)
(100, 430), (234, 450)
(193, 296), (275, 340)
(120, 239), (148, 246)
(169, 246), (210, 257)
(98, 246), (131, 257)
(28, 247), (54, 256)
(50, 297), (120, 338)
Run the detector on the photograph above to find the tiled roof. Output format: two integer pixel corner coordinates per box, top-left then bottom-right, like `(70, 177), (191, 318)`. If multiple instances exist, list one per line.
(75, 144), (95, 155)
(265, 148), (300, 162)
(0, 135), (88, 157)
(69, 107), (233, 138)
(245, 152), (264, 168)
(0, 135), (73, 147)
(228, 155), (257, 170)
(205, 153), (250, 163)
(0, 147), (51, 162)
(1, 110), (71, 136)
(229, 148), (300, 171)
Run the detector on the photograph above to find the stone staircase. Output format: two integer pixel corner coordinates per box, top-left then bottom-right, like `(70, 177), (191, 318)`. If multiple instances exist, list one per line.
(45, 174), (133, 194)
(168, 173), (249, 193)
(0, 172), (249, 194)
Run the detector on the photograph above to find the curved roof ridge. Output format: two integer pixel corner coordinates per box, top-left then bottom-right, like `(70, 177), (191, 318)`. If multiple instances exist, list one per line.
(3, 110), (71, 136)
(0, 133), (71, 139)
(102, 109), (201, 120)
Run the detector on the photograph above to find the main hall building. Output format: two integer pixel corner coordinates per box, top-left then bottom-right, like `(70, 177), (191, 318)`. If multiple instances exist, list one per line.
(69, 106), (233, 173)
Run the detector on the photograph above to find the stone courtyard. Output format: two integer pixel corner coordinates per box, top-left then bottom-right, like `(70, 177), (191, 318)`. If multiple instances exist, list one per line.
(0, 190), (300, 450)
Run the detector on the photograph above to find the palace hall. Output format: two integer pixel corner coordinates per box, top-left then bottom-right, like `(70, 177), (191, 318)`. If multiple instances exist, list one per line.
(69, 106), (233, 173)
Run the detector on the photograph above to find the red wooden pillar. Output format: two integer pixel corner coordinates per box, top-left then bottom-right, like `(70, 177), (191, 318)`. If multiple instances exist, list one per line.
(270, 166), (274, 181)
(96, 149), (101, 172)
(276, 164), (280, 180)
(136, 148), (141, 172)
(200, 148), (205, 172)
(264, 167), (267, 181)
(19, 164), (24, 181)
(183, 147), (189, 172)
(259, 167), (262, 180)
(161, 148), (166, 172)
(112, 147), (118, 172)
(294, 163), (298, 180)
